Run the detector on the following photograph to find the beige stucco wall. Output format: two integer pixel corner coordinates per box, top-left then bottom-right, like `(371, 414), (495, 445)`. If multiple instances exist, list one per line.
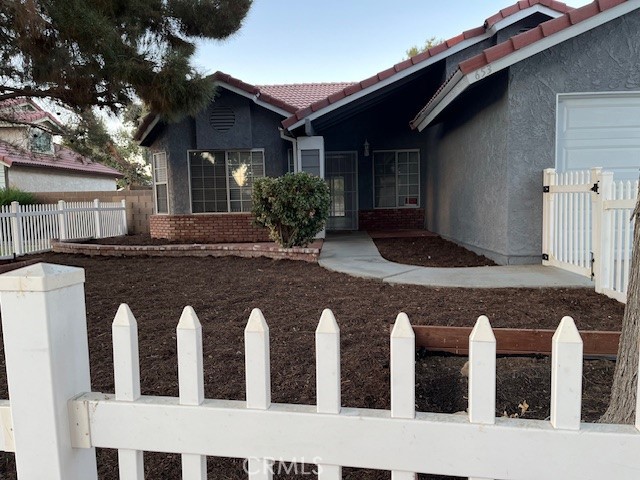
(9, 166), (117, 192)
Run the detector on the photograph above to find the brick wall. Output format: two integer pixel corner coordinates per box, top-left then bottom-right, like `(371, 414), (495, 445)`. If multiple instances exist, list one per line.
(150, 214), (271, 243)
(358, 208), (425, 231)
(32, 190), (153, 235)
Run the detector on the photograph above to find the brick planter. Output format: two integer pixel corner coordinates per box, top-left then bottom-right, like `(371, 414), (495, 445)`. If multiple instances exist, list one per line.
(358, 209), (425, 231)
(51, 240), (322, 263)
(150, 213), (270, 243)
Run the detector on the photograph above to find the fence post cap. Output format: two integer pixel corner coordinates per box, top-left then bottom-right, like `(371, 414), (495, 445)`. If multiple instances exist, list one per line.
(470, 315), (496, 343)
(177, 305), (201, 330)
(391, 312), (414, 338)
(553, 316), (582, 344)
(0, 262), (84, 292)
(316, 309), (339, 334)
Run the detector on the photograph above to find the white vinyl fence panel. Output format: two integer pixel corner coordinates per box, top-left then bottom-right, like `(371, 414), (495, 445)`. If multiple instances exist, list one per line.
(542, 167), (638, 303)
(2, 263), (640, 479)
(0, 199), (126, 259)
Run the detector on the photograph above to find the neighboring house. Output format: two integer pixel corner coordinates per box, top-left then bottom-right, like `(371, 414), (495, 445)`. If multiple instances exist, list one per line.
(136, 0), (640, 264)
(0, 99), (123, 192)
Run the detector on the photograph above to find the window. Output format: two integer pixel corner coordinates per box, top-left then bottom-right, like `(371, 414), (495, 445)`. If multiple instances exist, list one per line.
(373, 150), (420, 208)
(152, 152), (169, 214)
(189, 150), (265, 213)
(30, 128), (52, 154)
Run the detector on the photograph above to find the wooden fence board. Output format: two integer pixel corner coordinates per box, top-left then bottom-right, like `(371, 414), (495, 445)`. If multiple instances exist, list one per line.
(411, 325), (620, 357)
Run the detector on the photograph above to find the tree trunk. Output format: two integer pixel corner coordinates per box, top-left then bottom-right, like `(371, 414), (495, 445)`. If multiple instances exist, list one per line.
(600, 186), (640, 424)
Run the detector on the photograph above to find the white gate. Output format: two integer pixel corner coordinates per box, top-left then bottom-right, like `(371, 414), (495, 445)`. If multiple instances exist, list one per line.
(542, 167), (638, 302)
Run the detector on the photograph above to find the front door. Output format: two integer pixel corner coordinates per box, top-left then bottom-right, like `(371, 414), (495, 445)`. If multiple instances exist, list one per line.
(325, 152), (358, 230)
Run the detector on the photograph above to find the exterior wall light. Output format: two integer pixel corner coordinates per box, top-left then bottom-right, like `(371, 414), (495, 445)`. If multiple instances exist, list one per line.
(363, 139), (370, 157)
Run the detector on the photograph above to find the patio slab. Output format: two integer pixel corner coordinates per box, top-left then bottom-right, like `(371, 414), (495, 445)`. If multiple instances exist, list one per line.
(319, 232), (594, 288)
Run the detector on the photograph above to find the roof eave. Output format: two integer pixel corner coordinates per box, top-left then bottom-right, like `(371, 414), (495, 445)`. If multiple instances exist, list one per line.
(283, 3), (570, 132)
(413, 0), (640, 130)
(411, 71), (469, 131)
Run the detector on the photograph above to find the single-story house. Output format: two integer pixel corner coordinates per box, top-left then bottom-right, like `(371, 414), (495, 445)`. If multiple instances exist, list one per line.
(0, 99), (123, 192)
(136, 0), (640, 264)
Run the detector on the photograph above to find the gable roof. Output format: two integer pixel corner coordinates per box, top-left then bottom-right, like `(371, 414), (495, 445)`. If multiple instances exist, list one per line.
(134, 72), (354, 143)
(0, 98), (65, 132)
(0, 140), (124, 178)
(411, 0), (640, 131)
(281, 0), (571, 130)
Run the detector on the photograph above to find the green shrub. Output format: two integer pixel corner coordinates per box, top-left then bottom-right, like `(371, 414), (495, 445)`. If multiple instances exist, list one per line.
(252, 172), (330, 248)
(0, 187), (36, 206)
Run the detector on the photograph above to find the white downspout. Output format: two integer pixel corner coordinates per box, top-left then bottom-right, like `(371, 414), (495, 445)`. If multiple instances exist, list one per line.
(279, 128), (298, 173)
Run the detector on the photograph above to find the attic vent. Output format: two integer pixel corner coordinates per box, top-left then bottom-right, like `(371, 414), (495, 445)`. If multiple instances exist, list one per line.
(209, 105), (235, 132)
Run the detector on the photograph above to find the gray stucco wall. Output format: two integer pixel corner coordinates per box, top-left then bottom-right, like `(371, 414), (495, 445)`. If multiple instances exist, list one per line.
(505, 10), (640, 261)
(319, 80), (432, 212)
(149, 89), (289, 214)
(424, 9), (640, 265)
(423, 72), (511, 263)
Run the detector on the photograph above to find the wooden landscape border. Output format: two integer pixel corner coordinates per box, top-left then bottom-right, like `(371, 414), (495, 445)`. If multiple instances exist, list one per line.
(411, 325), (620, 357)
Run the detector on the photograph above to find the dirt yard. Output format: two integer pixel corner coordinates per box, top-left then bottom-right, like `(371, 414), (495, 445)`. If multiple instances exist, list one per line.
(0, 253), (624, 480)
(373, 236), (497, 267)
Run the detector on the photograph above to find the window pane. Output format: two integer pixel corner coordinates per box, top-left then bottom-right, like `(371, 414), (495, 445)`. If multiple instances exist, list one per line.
(189, 151), (226, 213)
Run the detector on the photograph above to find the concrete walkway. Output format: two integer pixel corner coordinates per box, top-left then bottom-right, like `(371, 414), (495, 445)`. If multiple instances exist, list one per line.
(318, 232), (593, 288)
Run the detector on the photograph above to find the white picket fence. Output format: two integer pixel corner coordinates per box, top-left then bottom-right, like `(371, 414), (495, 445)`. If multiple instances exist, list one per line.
(1, 263), (640, 479)
(0, 199), (127, 258)
(542, 167), (638, 302)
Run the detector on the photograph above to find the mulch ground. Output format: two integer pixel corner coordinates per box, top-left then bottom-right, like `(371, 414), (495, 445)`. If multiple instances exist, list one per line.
(0, 253), (624, 480)
(373, 236), (497, 267)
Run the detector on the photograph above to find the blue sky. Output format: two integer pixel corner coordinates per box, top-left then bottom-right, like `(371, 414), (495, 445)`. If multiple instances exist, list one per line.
(192, 0), (593, 85)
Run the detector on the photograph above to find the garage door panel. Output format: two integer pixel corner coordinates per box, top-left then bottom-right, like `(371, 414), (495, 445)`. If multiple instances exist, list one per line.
(562, 128), (640, 140)
(557, 93), (640, 180)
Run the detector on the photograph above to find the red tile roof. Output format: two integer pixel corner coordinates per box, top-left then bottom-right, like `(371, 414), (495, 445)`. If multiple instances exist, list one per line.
(411, 0), (634, 129)
(281, 0), (571, 129)
(0, 140), (124, 178)
(0, 99), (64, 131)
(135, 0), (572, 142)
(459, 0), (626, 75)
(256, 83), (356, 111)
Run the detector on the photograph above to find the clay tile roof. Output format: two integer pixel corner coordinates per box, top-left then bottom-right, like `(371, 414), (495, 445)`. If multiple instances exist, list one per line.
(281, 0), (570, 129)
(0, 98), (64, 131)
(0, 140), (123, 178)
(416, 0), (633, 128)
(485, 0), (572, 27)
(256, 82), (356, 111)
(459, 0), (624, 75)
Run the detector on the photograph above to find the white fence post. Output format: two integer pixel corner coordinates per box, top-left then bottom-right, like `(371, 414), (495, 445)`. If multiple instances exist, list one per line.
(468, 315), (496, 480)
(391, 313), (416, 480)
(0, 263), (98, 479)
(597, 171), (614, 293)
(245, 308), (273, 480)
(315, 309), (341, 479)
(551, 316), (583, 430)
(177, 306), (207, 480)
(58, 200), (67, 241)
(112, 304), (144, 480)
(121, 199), (128, 235)
(93, 199), (102, 239)
(542, 168), (556, 265)
(10, 201), (22, 256)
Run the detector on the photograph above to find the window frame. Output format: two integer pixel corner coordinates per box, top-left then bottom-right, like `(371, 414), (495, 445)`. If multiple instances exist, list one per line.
(152, 151), (169, 214)
(372, 149), (421, 209)
(187, 148), (265, 214)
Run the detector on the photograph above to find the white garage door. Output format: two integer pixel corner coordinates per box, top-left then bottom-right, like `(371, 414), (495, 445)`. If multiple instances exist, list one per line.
(556, 93), (640, 180)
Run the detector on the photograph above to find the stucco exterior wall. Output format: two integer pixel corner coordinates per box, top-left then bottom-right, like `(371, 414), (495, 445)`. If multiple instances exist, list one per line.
(423, 72), (511, 263)
(150, 89), (289, 215)
(505, 10), (640, 261)
(9, 166), (117, 192)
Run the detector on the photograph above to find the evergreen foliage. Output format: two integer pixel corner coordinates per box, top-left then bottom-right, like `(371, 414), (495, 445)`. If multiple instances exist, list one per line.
(0, 0), (252, 120)
(0, 187), (36, 206)
(252, 173), (330, 248)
